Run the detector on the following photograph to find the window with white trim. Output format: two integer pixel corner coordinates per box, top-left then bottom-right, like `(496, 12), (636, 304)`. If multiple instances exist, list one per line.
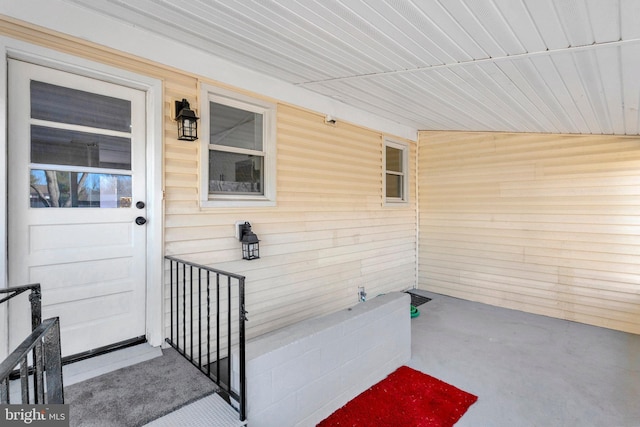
(201, 85), (276, 207)
(384, 138), (408, 204)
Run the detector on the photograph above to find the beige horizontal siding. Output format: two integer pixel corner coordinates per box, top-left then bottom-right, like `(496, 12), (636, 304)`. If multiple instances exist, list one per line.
(418, 131), (640, 334)
(167, 104), (417, 339)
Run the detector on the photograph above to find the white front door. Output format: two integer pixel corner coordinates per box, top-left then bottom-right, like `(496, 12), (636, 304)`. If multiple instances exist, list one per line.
(7, 60), (148, 358)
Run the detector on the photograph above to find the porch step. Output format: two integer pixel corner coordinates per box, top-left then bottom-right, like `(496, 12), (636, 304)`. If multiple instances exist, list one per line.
(7, 343), (162, 403)
(144, 393), (246, 427)
(63, 342), (162, 386)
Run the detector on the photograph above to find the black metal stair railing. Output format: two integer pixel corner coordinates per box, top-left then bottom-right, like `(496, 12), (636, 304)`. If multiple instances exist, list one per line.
(165, 256), (247, 422)
(0, 284), (42, 333)
(0, 318), (63, 404)
(0, 283), (64, 404)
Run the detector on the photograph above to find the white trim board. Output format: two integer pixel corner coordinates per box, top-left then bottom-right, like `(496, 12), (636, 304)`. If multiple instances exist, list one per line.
(0, 37), (7, 360)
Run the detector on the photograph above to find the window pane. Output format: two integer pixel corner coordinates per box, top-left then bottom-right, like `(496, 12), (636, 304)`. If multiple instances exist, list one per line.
(30, 169), (131, 208)
(386, 173), (402, 198)
(31, 125), (131, 170)
(31, 81), (131, 132)
(386, 146), (403, 172)
(210, 101), (263, 151)
(209, 151), (263, 194)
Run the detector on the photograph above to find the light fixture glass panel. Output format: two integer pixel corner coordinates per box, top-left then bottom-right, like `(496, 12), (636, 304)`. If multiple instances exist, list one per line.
(31, 81), (131, 132)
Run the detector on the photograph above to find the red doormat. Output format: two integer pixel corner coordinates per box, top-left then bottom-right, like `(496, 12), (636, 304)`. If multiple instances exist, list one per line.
(317, 366), (477, 427)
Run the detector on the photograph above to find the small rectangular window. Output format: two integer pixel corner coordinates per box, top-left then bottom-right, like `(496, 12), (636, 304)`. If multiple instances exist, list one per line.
(384, 138), (408, 204)
(209, 102), (264, 195)
(201, 85), (276, 207)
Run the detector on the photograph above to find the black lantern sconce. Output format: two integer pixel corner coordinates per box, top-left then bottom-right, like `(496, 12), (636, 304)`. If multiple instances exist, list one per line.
(175, 98), (199, 141)
(238, 222), (260, 260)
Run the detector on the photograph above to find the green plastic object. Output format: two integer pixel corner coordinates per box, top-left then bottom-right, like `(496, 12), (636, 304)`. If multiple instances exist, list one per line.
(410, 305), (420, 318)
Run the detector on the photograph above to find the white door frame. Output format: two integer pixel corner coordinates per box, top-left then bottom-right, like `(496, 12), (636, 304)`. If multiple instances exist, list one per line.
(0, 37), (164, 358)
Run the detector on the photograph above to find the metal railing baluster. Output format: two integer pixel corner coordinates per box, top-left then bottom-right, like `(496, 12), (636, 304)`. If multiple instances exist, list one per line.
(216, 273), (221, 384)
(206, 271), (211, 377)
(164, 256), (246, 422)
(0, 318), (63, 404)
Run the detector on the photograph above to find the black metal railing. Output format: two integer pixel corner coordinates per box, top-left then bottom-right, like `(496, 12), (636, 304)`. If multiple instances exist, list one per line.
(0, 284), (42, 332)
(165, 256), (247, 422)
(0, 318), (63, 404)
(0, 284), (62, 404)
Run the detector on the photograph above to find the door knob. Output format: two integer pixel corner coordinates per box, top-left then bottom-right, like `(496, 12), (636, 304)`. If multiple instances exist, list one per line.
(135, 216), (147, 225)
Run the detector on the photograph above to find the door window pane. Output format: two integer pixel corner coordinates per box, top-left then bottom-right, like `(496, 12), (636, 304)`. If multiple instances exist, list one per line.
(30, 126), (131, 170)
(209, 151), (263, 194)
(31, 81), (131, 132)
(30, 169), (132, 208)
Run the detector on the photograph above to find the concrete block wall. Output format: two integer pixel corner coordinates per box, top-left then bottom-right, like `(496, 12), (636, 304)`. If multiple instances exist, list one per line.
(242, 292), (411, 427)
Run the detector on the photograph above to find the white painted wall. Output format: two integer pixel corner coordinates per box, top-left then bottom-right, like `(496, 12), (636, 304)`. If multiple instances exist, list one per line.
(241, 292), (411, 426)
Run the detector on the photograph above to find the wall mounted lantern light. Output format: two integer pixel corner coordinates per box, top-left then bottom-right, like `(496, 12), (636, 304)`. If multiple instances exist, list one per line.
(175, 98), (199, 141)
(238, 221), (260, 260)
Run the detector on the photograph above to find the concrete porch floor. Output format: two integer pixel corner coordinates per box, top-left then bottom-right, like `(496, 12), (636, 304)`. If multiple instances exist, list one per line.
(57, 290), (639, 426)
(408, 289), (640, 426)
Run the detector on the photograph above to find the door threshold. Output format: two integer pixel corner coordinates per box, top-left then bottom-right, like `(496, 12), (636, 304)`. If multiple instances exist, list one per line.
(62, 336), (147, 365)
(64, 341), (162, 386)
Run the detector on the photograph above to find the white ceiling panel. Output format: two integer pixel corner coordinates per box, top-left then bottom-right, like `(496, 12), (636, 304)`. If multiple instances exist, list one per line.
(530, 55), (591, 134)
(510, 58), (579, 133)
(551, 52), (603, 134)
(593, 47), (625, 135)
(342, 1), (447, 65)
(521, 0), (570, 49)
(621, 0), (640, 39)
(463, 0), (526, 54)
(587, 0), (621, 43)
(437, 1), (508, 58)
(492, 0), (546, 52)
(491, 60), (563, 133)
(62, 0), (640, 135)
(573, 49), (613, 134)
(409, 1), (488, 61)
(412, 70), (509, 130)
(620, 43), (640, 134)
(554, 0), (597, 47)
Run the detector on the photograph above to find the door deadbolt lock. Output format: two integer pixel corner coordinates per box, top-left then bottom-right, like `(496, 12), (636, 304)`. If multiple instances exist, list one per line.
(135, 216), (147, 225)
(136, 201), (145, 209)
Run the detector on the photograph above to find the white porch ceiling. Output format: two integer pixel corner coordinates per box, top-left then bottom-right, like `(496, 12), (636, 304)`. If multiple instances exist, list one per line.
(64, 0), (640, 135)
